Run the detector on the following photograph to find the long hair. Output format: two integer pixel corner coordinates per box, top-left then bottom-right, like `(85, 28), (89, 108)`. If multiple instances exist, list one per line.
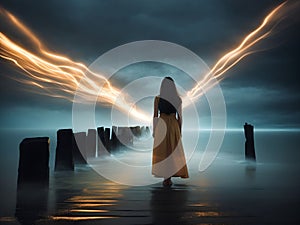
(159, 77), (181, 110)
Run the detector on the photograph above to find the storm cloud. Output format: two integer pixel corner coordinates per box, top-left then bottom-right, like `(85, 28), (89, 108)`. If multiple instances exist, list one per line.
(0, 0), (299, 129)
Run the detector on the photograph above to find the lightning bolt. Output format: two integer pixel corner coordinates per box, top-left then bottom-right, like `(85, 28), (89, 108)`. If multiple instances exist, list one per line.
(185, 1), (292, 103)
(0, 8), (150, 121)
(0, 1), (297, 121)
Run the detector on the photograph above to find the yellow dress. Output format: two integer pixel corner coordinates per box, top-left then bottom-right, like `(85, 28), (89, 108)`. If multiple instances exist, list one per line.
(152, 98), (189, 179)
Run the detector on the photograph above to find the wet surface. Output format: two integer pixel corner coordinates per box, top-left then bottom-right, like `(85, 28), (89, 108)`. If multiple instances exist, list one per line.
(0, 164), (298, 225)
(1, 130), (300, 224)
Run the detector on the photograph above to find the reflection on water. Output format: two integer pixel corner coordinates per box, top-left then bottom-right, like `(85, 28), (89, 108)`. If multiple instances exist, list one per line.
(50, 170), (124, 221)
(245, 163), (256, 181)
(69, 209), (109, 213)
(0, 130), (299, 224)
(189, 203), (210, 207)
(150, 185), (235, 225)
(187, 198), (232, 222)
(194, 211), (222, 217)
(151, 187), (188, 225)
(189, 203), (227, 218)
(15, 187), (48, 225)
(3, 163), (298, 225)
(12, 167), (235, 224)
(71, 203), (115, 207)
(50, 216), (118, 221)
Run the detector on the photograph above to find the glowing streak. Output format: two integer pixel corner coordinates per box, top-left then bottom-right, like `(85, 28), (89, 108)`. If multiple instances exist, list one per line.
(0, 1), (294, 122)
(50, 216), (118, 220)
(187, 1), (287, 101)
(0, 8), (151, 122)
(69, 209), (109, 213)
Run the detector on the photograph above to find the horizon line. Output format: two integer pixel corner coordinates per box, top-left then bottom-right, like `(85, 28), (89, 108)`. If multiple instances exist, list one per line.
(0, 127), (299, 132)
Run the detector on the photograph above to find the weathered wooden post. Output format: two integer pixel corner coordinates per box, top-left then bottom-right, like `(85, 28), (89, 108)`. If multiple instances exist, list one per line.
(131, 126), (142, 137)
(118, 127), (133, 147)
(17, 137), (50, 188)
(136, 126), (142, 137)
(117, 127), (125, 147)
(55, 129), (74, 171)
(127, 127), (133, 145)
(97, 127), (105, 156)
(145, 126), (150, 136)
(110, 126), (121, 152)
(86, 129), (96, 158)
(73, 132), (87, 164)
(244, 123), (256, 161)
(104, 127), (111, 153)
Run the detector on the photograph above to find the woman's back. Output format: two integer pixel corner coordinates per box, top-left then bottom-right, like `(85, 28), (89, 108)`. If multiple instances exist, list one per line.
(158, 97), (177, 115)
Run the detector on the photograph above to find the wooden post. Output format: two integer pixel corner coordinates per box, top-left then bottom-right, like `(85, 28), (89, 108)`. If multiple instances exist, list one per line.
(55, 129), (74, 171)
(111, 126), (122, 152)
(86, 129), (96, 158)
(73, 132), (87, 164)
(97, 127), (105, 156)
(18, 137), (50, 188)
(244, 123), (256, 161)
(104, 128), (111, 153)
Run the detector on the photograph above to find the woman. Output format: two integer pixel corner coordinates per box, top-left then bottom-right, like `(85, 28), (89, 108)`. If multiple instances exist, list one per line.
(152, 77), (189, 187)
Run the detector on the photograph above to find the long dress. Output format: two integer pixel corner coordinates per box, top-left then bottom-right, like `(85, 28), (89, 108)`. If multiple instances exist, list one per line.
(152, 97), (189, 179)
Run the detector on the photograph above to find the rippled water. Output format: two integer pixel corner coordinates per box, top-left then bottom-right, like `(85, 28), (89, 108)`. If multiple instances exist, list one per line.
(0, 129), (299, 224)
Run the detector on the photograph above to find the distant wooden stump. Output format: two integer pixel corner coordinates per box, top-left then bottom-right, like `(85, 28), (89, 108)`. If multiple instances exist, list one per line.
(86, 129), (96, 158)
(97, 127), (105, 156)
(118, 127), (133, 147)
(244, 123), (256, 161)
(110, 126), (121, 152)
(104, 128), (111, 153)
(145, 126), (151, 136)
(73, 132), (87, 164)
(130, 126), (141, 137)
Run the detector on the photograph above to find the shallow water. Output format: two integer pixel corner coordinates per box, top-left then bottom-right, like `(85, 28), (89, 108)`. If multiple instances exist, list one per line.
(0, 129), (299, 224)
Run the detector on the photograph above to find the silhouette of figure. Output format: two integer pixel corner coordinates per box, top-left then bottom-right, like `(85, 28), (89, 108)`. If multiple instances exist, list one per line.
(152, 77), (189, 187)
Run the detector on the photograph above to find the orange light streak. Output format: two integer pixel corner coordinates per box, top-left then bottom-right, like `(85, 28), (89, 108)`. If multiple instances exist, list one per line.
(67, 199), (118, 203)
(0, 1), (294, 121)
(69, 209), (109, 213)
(186, 1), (288, 101)
(72, 203), (116, 207)
(0, 7), (151, 122)
(50, 216), (118, 220)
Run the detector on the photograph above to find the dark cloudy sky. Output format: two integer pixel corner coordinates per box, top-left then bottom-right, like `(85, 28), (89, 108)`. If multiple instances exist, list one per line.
(0, 0), (299, 129)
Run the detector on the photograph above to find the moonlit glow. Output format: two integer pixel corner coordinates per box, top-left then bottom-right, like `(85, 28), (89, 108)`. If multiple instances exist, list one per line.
(0, 1), (292, 122)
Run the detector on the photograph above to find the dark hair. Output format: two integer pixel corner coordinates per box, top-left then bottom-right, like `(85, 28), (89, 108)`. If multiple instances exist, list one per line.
(165, 76), (174, 81)
(159, 77), (181, 110)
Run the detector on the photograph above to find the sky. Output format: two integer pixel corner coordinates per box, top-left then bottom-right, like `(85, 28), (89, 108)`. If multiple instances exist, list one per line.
(0, 0), (299, 130)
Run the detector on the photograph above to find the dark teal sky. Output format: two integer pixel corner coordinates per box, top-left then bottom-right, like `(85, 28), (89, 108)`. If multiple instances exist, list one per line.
(0, 0), (299, 129)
